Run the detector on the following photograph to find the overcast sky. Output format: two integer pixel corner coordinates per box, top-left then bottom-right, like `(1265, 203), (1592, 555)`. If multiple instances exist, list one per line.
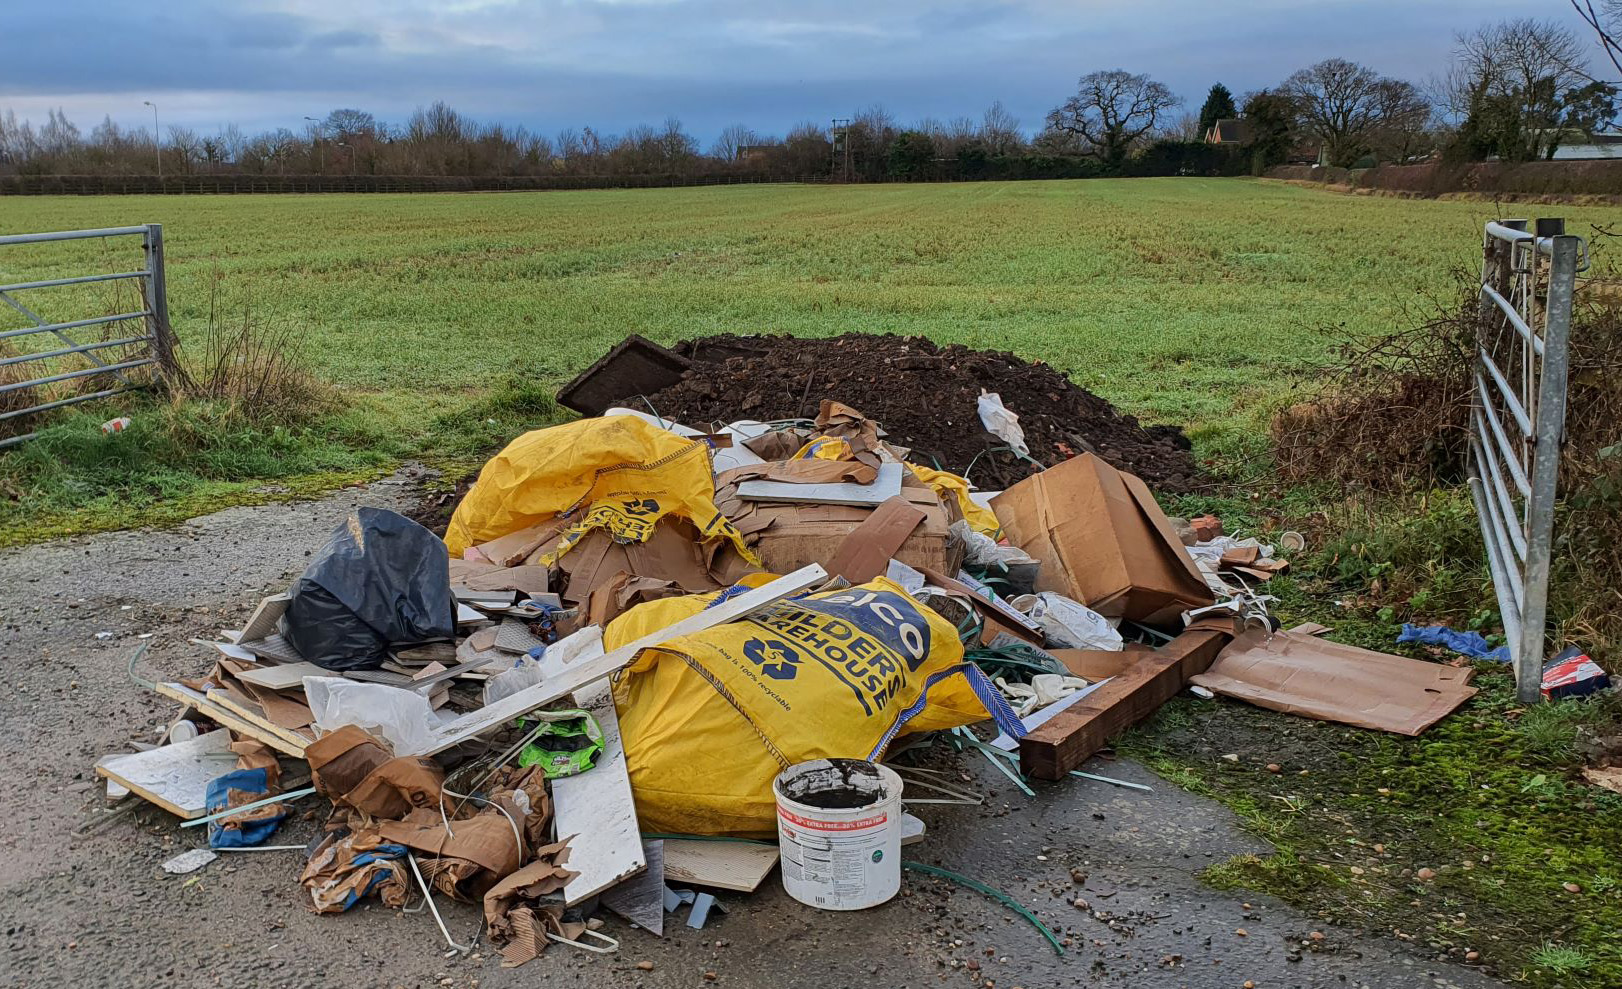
(1, 0), (1605, 144)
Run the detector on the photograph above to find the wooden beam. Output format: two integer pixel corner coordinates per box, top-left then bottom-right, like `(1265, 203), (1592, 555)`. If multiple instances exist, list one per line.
(1018, 627), (1230, 780)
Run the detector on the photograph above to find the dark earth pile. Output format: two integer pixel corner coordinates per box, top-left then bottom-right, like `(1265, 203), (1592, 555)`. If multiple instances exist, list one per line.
(649, 333), (1202, 492)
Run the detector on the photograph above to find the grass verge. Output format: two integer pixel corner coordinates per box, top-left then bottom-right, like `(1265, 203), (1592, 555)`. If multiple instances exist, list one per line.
(1118, 511), (1622, 988)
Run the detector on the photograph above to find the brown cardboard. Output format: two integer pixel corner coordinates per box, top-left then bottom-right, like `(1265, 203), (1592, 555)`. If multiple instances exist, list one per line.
(1190, 629), (1478, 735)
(711, 478), (962, 584)
(1050, 647), (1144, 680)
(991, 453), (1212, 626)
(555, 518), (723, 605)
(826, 495), (926, 583)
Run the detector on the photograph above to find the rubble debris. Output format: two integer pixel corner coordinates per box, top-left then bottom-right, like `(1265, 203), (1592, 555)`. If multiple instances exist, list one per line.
(653, 333), (1201, 491)
(661, 839), (780, 893)
(94, 729), (237, 819)
(95, 336), (1503, 978)
(600, 839), (667, 936)
(160, 848), (218, 875)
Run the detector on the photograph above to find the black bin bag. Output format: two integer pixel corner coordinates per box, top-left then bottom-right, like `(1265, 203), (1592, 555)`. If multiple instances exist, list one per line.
(281, 508), (455, 671)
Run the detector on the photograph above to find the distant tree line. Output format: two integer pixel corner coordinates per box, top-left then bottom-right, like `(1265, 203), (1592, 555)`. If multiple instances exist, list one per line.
(1, 14), (1616, 187)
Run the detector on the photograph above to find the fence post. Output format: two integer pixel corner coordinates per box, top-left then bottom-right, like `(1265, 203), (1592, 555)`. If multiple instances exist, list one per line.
(142, 223), (179, 381)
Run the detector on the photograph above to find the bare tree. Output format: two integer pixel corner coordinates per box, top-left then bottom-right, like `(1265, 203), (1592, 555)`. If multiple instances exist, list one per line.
(1045, 70), (1180, 167)
(1281, 58), (1389, 166)
(1571, 1), (1622, 79)
(323, 108), (377, 140)
(1368, 78), (1435, 161)
(1449, 19), (1609, 160)
(167, 125), (203, 174)
(711, 123), (760, 162)
(980, 100), (1024, 155)
(1160, 111), (1204, 142)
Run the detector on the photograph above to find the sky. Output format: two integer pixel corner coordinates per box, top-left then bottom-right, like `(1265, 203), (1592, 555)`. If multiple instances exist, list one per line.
(0, 0), (1606, 145)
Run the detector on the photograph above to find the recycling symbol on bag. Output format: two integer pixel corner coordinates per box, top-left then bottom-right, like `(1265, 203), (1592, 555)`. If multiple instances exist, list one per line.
(743, 638), (801, 680)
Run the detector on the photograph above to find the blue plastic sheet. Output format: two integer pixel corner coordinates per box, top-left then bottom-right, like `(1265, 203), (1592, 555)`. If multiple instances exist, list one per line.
(1396, 624), (1510, 663)
(205, 767), (289, 849)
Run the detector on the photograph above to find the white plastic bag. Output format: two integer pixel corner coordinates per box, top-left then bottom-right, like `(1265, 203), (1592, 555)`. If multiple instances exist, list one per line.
(977, 391), (1029, 457)
(1011, 592), (1123, 651)
(304, 676), (441, 756)
(951, 520), (1036, 569)
(483, 655), (546, 706)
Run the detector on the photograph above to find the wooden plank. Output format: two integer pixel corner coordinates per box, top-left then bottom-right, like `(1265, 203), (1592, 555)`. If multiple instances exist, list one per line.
(1018, 627), (1230, 780)
(738, 461), (904, 506)
(236, 661), (323, 691)
(423, 565), (828, 756)
(202, 688), (316, 751)
(555, 679), (646, 906)
(239, 593), (290, 642)
(155, 682), (309, 758)
(94, 731), (237, 819)
(663, 839), (779, 892)
(826, 495), (926, 584)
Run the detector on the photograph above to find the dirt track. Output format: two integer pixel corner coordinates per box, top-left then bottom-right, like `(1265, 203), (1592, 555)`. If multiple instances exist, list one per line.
(0, 472), (1507, 989)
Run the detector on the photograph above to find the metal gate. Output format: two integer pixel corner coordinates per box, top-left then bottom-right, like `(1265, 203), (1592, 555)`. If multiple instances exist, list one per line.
(1469, 219), (1584, 704)
(0, 224), (176, 448)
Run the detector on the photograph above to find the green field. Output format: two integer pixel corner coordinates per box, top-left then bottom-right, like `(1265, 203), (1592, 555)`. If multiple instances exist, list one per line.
(7, 179), (1618, 421)
(3, 178), (1621, 534)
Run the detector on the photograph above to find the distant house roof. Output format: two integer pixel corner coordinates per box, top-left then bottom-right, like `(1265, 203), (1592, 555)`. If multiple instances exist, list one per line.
(1204, 119), (1253, 144)
(1552, 130), (1622, 160)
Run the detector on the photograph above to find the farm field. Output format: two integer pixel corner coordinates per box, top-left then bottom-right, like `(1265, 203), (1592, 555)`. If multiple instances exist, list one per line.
(3, 178), (1621, 535)
(8, 178), (1621, 418)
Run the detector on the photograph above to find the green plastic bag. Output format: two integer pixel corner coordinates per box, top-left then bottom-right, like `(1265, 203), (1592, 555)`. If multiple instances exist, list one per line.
(516, 709), (604, 779)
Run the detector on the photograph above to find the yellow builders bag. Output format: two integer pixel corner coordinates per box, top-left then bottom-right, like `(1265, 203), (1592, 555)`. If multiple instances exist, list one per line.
(606, 577), (1025, 835)
(444, 416), (756, 565)
(907, 464), (1001, 538)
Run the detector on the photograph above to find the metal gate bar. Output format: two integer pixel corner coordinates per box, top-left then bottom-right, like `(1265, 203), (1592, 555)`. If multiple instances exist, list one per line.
(1468, 218), (1583, 704)
(0, 224), (175, 448)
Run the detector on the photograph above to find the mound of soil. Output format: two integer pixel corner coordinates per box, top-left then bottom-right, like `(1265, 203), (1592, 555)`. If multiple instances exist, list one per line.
(649, 333), (1202, 492)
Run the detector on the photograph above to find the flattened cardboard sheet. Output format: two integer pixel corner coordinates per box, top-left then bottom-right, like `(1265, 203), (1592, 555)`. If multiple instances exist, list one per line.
(1190, 629), (1477, 735)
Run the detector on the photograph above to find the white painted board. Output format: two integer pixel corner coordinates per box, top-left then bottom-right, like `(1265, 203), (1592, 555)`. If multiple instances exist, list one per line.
(554, 678), (645, 906)
(737, 462), (904, 506)
(95, 731), (238, 818)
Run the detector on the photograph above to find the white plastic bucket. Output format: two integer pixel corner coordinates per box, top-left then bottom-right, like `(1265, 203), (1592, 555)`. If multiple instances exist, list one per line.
(773, 758), (903, 911)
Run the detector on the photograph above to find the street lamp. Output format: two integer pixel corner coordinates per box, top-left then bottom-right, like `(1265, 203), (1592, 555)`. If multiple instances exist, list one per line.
(142, 100), (162, 179)
(304, 116), (324, 173)
(337, 141), (357, 177)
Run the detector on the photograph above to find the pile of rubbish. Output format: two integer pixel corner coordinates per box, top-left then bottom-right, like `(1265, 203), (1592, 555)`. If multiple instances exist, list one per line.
(96, 335), (1486, 965)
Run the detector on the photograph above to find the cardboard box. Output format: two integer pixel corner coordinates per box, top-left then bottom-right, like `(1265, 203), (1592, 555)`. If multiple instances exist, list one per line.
(991, 454), (1212, 627)
(712, 471), (964, 584)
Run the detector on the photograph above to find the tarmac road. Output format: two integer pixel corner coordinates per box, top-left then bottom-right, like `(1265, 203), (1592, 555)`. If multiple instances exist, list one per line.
(0, 471), (1509, 989)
